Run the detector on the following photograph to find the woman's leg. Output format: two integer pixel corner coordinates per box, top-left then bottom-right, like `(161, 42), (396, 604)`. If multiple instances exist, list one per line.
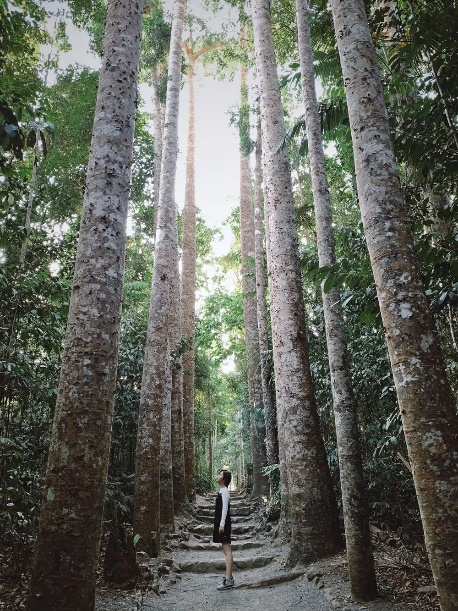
(222, 542), (233, 579)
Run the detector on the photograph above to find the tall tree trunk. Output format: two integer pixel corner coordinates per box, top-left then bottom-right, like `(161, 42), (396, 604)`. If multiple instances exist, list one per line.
(20, 129), (40, 265)
(151, 63), (164, 242)
(171, 353), (187, 511)
(26, 0), (142, 607)
(261, 159), (288, 508)
(180, 38), (223, 503)
(329, 1), (458, 608)
(296, 0), (377, 600)
(253, 119), (279, 492)
(181, 49), (197, 503)
(206, 393), (213, 477)
(251, 0), (341, 563)
(236, 406), (245, 489)
(239, 60), (269, 499)
(160, 349), (175, 529)
(133, 0), (186, 558)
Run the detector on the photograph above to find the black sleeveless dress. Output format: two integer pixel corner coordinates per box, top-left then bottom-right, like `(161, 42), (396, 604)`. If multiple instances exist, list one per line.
(212, 490), (232, 544)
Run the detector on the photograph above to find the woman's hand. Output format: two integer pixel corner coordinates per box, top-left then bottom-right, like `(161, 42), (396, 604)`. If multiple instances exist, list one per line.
(219, 526), (224, 534)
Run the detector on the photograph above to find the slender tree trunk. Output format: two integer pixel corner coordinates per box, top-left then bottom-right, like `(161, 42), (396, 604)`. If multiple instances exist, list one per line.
(171, 310), (187, 511)
(296, 0), (377, 600)
(179, 38), (223, 502)
(239, 61), (269, 499)
(251, 0), (340, 563)
(133, 0), (186, 557)
(20, 130), (40, 265)
(26, 0), (142, 607)
(207, 393), (213, 478)
(160, 346), (175, 529)
(330, 2), (458, 608)
(261, 160), (288, 509)
(253, 119), (279, 492)
(236, 406), (244, 489)
(151, 63), (164, 242)
(181, 52), (197, 503)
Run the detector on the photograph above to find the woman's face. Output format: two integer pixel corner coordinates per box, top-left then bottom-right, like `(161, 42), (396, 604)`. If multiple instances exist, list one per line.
(217, 471), (224, 486)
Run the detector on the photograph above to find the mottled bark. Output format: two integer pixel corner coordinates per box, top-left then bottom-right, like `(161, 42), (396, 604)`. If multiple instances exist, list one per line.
(181, 44), (197, 503)
(133, 0), (186, 557)
(236, 407), (245, 489)
(253, 119), (279, 492)
(160, 347), (174, 529)
(330, 1), (458, 608)
(251, 0), (340, 563)
(296, 0), (376, 599)
(262, 163), (288, 509)
(180, 39), (222, 503)
(171, 305), (187, 511)
(26, 0), (142, 608)
(239, 63), (269, 499)
(151, 63), (164, 242)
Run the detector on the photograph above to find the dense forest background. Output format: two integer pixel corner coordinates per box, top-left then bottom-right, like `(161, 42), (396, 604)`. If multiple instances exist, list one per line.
(1, 0), (457, 608)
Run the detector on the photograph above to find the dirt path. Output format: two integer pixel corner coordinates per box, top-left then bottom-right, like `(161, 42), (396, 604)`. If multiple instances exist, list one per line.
(96, 493), (416, 611)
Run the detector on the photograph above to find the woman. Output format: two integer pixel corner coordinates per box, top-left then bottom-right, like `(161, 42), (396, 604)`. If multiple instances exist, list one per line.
(213, 469), (234, 590)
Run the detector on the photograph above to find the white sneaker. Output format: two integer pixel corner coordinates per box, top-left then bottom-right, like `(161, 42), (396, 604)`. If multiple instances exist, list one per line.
(217, 576), (235, 590)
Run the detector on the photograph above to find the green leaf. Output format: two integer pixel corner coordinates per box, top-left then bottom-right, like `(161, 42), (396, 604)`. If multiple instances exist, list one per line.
(323, 272), (337, 294)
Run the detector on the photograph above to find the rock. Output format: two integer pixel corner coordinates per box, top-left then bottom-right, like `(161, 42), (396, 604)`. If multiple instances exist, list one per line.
(235, 571), (305, 589)
(417, 585), (436, 593)
(179, 555), (275, 574)
(330, 601), (342, 610)
(323, 588), (334, 601)
(306, 567), (322, 581)
(157, 563), (169, 575)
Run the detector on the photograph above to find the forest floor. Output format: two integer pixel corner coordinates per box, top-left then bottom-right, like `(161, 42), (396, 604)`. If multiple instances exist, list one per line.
(0, 493), (439, 610)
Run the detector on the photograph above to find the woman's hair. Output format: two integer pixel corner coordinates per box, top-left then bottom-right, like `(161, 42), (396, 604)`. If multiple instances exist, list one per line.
(219, 469), (232, 487)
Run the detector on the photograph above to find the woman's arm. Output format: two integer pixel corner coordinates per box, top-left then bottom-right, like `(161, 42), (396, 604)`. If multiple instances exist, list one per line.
(219, 487), (229, 528)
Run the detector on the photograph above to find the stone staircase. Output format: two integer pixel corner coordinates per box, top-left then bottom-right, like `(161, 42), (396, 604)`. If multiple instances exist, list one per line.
(176, 491), (277, 575)
(96, 493), (410, 610)
(130, 492), (338, 610)
(174, 492), (304, 588)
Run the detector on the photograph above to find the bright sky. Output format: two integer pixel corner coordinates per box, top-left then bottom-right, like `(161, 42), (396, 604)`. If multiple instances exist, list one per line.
(56, 1), (241, 257)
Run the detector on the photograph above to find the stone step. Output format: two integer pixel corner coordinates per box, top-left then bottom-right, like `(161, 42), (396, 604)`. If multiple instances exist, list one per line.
(196, 512), (253, 524)
(180, 540), (265, 552)
(200, 499), (246, 506)
(197, 504), (253, 517)
(179, 555), (276, 574)
(236, 570), (305, 589)
(192, 524), (253, 536)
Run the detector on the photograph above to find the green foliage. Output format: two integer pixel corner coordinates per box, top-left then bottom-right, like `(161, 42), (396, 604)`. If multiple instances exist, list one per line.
(141, 0), (172, 72)
(0, 1), (49, 167)
(37, 66), (98, 219)
(236, 84), (255, 157)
